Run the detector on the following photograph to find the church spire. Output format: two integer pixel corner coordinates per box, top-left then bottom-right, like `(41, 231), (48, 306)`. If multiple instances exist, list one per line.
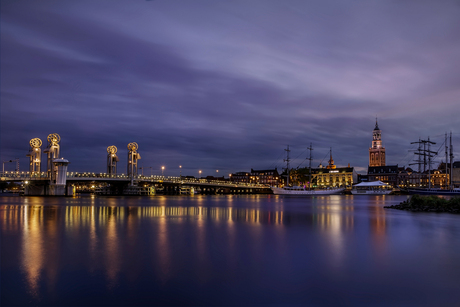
(374, 116), (380, 130)
(327, 147), (336, 169)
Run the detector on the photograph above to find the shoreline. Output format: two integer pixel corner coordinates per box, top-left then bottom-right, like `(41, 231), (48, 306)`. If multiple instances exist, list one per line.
(385, 194), (460, 213)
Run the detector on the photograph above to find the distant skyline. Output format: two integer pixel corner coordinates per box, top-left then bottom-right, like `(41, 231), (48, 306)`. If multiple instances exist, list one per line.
(1, 0), (459, 176)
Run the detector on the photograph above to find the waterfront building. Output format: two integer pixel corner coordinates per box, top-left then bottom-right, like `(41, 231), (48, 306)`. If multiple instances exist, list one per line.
(454, 161), (460, 188)
(369, 119), (386, 167)
(366, 165), (399, 187)
(310, 151), (354, 188)
(250, 168), (280, 186)
(311, 166), (354, 188)
(360, 163), (452, 189)
(395, 167), (412, 188)
(230, 172), (249, 183)
(400, 162), (452, 188)
(452, 161), (460, 188)
(230, 169), (281, 186)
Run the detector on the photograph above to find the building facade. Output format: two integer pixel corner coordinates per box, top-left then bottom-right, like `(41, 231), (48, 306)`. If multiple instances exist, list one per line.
(230, 172), (249, 183)
(310, 151), (354, 187)
(367, 165), (399, 187)
(369, 119), (386, 167)
(452, 161), (460, 188)
(359, 163), (453, 189)
(312, 167), (354, 188)
(230, 168), (281, 186)
(250, 168), (280, 186)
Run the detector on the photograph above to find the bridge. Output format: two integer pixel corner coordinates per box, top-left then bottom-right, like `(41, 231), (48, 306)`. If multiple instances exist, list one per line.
(0, 171), (271, 196)
(2, 134), (274, 196)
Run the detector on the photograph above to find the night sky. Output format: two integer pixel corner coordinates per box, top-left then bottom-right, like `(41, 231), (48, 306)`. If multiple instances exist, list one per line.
(1, 0), (459, 176)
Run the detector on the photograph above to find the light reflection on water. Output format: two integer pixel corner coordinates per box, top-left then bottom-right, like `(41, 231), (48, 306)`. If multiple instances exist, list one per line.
(2, 195), (460, 307)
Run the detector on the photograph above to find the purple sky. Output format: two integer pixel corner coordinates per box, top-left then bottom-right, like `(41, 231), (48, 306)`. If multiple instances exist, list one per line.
(1, 0), (459, 176)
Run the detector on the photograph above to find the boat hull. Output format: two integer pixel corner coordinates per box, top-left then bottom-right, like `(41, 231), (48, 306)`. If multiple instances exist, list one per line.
(351, 189), (392, 195)
(271, 187), (345, 195)
(407, 189), (460, 196)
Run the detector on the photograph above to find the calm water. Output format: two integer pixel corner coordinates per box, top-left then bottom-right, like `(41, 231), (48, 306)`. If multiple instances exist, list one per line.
(1, 194), (460, 307)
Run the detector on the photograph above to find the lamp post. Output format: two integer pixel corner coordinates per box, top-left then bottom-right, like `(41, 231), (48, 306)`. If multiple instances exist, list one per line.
(179, 165), (182, 179)
(198, 170), (202, 179)
(161, 166), (165, 177)
(2, 160), (15, 174)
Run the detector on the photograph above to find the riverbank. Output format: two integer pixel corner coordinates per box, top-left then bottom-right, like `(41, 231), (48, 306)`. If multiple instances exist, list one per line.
(384, 194), (460, 213)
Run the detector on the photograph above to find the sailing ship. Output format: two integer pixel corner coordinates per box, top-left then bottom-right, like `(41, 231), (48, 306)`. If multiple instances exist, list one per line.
(406, 132), (460, 195)
(270, 145), (345, 195)
(407, 188), (460, 196)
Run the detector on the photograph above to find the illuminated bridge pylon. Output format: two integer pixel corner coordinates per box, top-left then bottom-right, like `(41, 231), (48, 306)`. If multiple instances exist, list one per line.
(43, 133), (60, 180)
(26, 138), (42, 174)
(127, 142), (141, 179)
(107, 145), (119, 175)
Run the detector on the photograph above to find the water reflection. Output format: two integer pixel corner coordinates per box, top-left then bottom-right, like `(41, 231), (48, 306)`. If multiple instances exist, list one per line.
(367, 204), (389, 263)
(2, 203), (336, 292)
(22, 205), (44, 298)
(157, 208), (170, 283)
(3, 195), (460, 307)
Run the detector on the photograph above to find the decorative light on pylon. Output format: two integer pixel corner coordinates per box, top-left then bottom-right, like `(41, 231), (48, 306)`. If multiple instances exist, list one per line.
(47, 133), (60, 145)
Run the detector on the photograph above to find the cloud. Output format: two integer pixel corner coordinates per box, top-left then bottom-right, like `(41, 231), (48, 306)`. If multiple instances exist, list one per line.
(1, 0), (459, 175)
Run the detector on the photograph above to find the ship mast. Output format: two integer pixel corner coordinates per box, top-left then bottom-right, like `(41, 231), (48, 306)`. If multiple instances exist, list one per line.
(307, 143), (313, 189)
(427, 137), (436, 189)
(450, 131), (454, 190)
(410, 138), (436, 188)
(445, 133), (448, 189)
(284, 145), (290, 187)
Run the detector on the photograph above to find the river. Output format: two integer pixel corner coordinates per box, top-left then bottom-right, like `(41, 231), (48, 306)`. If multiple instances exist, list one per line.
(1, 194), (460, 306)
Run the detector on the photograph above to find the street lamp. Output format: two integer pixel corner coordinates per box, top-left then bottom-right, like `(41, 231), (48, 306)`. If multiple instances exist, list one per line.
(161, 166), (165, 177)
(198, 170), (202, 179)
(2, 160), (15, 173)
(179, 165), (182, 178)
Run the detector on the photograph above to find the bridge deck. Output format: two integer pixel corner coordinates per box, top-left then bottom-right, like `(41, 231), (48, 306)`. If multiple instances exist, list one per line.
(0, 172), (269, 189)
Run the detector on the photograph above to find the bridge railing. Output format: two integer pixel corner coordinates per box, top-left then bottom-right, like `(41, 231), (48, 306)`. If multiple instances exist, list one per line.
(0, 171), (49, 179)
(66, 172), (268, 188)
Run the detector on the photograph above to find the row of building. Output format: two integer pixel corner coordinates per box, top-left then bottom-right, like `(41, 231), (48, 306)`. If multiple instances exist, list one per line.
(227, 119), (460, 188)
(228, 159), (354, 188)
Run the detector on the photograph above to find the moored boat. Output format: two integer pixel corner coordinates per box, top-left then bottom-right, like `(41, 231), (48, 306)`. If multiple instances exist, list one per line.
(271, 186), (345, 195)
(407, 188), (460, 196)
(351, 180), (393, 195)
(272, 144), (346, 195)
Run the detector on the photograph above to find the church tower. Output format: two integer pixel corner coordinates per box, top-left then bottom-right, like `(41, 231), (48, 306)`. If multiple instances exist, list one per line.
(369, 118), (385, 167)
(326, 147), (337, 169)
